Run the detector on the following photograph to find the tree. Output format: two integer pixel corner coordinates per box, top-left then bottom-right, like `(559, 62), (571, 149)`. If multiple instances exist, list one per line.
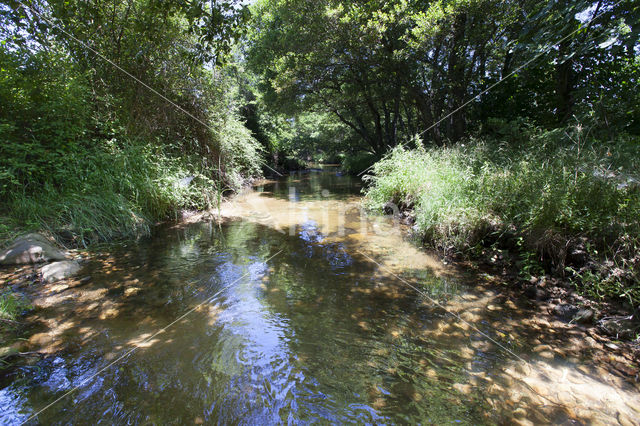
(248, 0), (639, 154)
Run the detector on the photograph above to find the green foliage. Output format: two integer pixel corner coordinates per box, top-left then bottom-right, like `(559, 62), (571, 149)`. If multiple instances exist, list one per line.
(217, 116), (265, 188)
(0, 1), (264, 244)
(365, 125), (640, 302)
(3, 139), (226, 244)
(0, 291), (30, 322)
(0, 48), (90, 196)
(248, 0), (639, 153)
(341, 152), (378, 175)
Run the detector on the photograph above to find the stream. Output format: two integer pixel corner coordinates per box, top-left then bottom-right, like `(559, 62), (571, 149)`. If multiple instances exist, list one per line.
(1, 167), (639, 424)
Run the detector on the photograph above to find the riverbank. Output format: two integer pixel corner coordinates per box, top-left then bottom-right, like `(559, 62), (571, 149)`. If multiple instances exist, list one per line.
(363, 129), (640, 336)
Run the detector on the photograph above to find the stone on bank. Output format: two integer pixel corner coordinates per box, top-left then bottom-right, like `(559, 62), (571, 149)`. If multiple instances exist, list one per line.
(0, 233), (68, 265)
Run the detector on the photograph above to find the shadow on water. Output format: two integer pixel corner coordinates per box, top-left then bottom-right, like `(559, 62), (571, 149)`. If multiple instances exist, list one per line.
(1, 168), (638, 425)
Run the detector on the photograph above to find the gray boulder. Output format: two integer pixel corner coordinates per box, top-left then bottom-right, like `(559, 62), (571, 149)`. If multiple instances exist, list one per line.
(0, 233), (68, 265)
(40, 260), (82, 283)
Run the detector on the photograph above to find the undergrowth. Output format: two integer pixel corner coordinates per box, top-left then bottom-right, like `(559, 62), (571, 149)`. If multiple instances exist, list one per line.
(0, 136), (262, 247)
(0, 46), (264, 248)
(364, 124), (640, 304)
(342, 151), (378, 175)
(0, 291), (30, 323)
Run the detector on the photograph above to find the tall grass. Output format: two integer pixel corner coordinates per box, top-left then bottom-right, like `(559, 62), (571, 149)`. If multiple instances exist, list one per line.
(0, 291), (30, 322)
(364, 126), (640, 303)
(0, 139), (247, 246)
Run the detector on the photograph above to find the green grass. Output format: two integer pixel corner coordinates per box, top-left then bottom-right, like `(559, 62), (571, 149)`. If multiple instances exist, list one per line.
(364, 126), (640, 303)
(0, 137), (259, 247)
(0, 291), (30, 323)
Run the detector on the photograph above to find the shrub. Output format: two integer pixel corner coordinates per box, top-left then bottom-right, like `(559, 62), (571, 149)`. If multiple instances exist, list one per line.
(342, 151), (378, 175)
(0, 40), (263, 246)
(364, 126), (640, 303)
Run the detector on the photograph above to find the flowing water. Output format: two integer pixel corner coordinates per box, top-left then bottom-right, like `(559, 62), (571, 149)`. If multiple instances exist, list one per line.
(1, 168), (639, 425)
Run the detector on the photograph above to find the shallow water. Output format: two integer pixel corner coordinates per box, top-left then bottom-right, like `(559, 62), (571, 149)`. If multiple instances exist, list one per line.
(2, 168), (639, 425)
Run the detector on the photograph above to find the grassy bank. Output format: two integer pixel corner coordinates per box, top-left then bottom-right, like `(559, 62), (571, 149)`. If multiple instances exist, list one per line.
(0, 42), (263, 248)
(0, 291), (29, 323)
(0, 137), (262, 247)
(0, 290), (30, 362)
(364, 126), (640, 304)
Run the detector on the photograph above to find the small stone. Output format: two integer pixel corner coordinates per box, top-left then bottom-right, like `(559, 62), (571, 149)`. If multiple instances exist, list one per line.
(124, 287), (141, 297)
(0, 346), (19, 358)
(525, 285), (549, 301)
(453, 383), (472, 394)
(533, 344), (553, 353)
(512, 407), (528, 419)
(599, 317), (640, 340)
(617, 412), (635, 426)
(584, 337), (599, 348)
(574, 308), (595, 324)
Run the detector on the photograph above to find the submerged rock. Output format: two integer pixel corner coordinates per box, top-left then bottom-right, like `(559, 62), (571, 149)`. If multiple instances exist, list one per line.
(598, 317), (640, 340)
(0, 233), (68, 265)
(573, 308), (596, 324)
(553, 303), (579, 321)
(40, 260), (82, 283)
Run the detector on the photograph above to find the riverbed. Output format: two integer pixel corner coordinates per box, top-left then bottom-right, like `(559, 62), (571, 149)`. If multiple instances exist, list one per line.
(1, 168), (639, 424)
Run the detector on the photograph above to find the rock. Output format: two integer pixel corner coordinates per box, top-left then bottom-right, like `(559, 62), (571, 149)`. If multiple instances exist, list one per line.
(598, 317), (640, 340)
(40, 260), (82, 283)
(0, 346), (19, 358)
(618, 412), (635, 426)
(584, 336), (599, 348)
(525, 285), (549, 301)
(0, 233), (68, 265)
(573, 308), (595, 324)
(553, 303), (579, 321)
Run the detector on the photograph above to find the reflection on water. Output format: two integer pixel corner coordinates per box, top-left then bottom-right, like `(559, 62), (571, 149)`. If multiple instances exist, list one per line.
(2, 168), (639, 425)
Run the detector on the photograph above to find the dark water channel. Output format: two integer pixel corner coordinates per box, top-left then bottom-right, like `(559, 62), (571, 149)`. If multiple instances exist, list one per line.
(2, 168), (637, 425)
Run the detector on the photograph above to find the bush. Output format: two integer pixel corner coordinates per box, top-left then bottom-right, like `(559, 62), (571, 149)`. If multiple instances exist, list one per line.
(364, 126), (640, 303)
(342, 151), (378, 175)
(0, 39), (263, 246)
(1, 139), (231, 245)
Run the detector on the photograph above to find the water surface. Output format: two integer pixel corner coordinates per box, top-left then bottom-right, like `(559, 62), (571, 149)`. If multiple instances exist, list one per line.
(2, 168), (638, 425)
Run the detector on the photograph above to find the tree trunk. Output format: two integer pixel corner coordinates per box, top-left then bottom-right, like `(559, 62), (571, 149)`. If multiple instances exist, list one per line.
(447, 12), (468, 141)
(555, 39), (574, 123)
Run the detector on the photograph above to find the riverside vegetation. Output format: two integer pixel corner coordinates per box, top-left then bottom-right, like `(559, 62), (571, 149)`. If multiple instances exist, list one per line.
(365, 125), (640, 304)
(247, 0), (640, 311)
(1, 0), (640, 327)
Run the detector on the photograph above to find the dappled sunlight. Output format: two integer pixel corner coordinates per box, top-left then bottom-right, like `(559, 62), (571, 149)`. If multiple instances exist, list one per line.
(2, 169), (638, 424)
(219, 185), (453, 279)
